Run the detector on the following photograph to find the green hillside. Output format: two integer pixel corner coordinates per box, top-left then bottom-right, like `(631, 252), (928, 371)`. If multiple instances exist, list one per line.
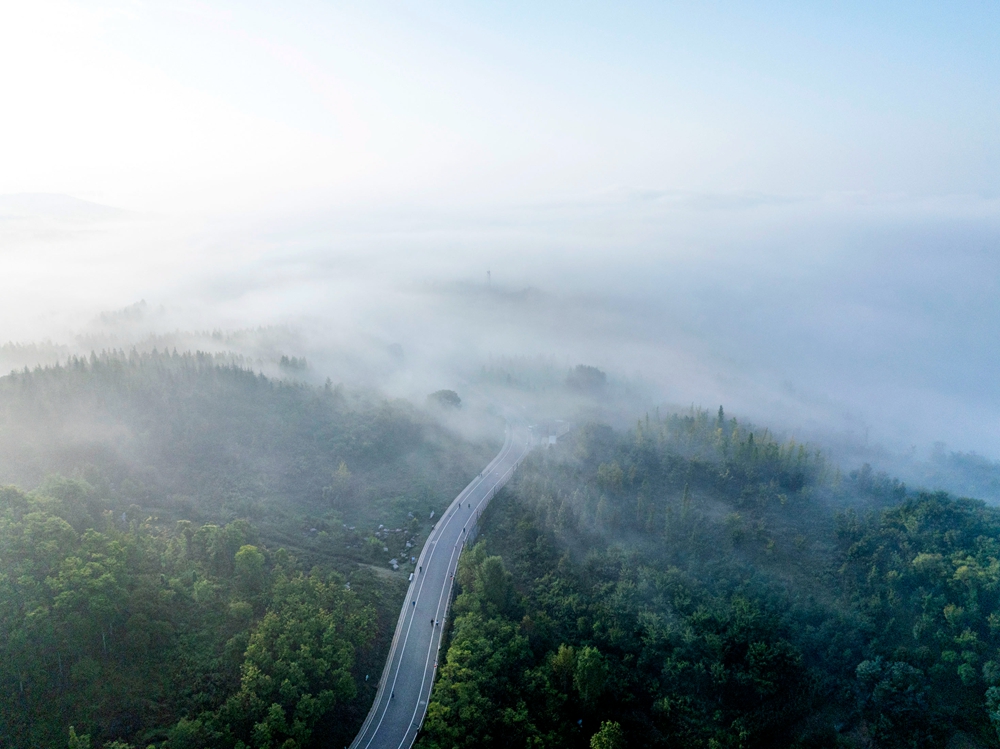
(0, 487), (385, 749)
(0, 350), (497, 561)
(419, 410), (1000, 749)
(0, 351), (497, 748)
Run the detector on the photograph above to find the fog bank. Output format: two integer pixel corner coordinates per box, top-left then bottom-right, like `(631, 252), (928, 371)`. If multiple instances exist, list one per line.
(3, 191), (998, 472)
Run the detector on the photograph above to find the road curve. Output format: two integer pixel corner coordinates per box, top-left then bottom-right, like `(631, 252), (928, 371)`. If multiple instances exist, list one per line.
(348, 418), (535, 749)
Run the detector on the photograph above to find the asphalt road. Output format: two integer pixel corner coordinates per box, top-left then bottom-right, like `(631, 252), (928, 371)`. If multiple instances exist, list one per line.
(348, 418), (535, 749)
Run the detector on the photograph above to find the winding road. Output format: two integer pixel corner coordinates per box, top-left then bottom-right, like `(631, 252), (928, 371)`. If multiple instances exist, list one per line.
(348, 418), (535, 749)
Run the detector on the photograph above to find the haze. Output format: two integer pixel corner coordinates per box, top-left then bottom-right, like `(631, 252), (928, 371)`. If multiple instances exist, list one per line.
(3, 1), (1000, 464)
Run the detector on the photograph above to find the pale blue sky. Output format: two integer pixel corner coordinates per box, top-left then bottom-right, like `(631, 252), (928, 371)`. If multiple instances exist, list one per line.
(2, 1), (997, 210)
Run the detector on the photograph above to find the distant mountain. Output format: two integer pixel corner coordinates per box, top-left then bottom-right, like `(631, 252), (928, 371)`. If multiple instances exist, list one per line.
(0, 192), (129, 221)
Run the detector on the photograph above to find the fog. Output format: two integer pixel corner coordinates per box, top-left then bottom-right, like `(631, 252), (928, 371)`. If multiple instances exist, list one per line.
(2, 2), (1000, 490)
(4, 193), (998, 455)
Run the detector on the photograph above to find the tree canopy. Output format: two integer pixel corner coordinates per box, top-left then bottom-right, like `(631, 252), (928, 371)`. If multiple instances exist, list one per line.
(0, 352), (497, 748)
(418, 410), (1000, 748)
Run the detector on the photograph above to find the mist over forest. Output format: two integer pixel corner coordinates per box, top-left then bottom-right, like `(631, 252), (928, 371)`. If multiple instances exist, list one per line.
(3, 191), (1000, 498)
(4, 2), (1000, 748)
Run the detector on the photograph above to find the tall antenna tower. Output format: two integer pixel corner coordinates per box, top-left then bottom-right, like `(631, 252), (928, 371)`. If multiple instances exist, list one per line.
(487, 270), (491, 287)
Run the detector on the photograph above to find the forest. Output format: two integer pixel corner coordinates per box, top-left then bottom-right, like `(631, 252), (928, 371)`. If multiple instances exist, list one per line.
(0, 351), (494, 748)
(0, 349), (496, 539)
(6, 354), (1000, 748)
(0, 484), (386, 748)
(418, 410), (1000, 749)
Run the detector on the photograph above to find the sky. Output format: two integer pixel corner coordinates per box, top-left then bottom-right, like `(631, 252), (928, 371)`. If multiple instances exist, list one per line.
(3, 0), (998, 212)
(1, 1), (1000, 460)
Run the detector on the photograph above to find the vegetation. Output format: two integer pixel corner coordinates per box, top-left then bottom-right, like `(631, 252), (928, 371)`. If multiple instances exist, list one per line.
(0, 482), (391, 748)
(8, 351), (1000, 748)
(428, 390), (462, 410)
(419, 409), (1000, 748)
(0, 349), (496, 558)
(909, 447), (1000, 504)
(0, 350), (496, 748)
(565, 365), (607, 393)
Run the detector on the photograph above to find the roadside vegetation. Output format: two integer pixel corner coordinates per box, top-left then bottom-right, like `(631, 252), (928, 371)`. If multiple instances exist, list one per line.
(419, 410), (1000, 748)
(0, 351), (496, 748)
(7, 352), (1000, 749)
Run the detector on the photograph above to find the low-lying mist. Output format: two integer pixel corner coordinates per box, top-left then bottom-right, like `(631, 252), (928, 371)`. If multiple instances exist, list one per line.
(3, 190), (999, 498)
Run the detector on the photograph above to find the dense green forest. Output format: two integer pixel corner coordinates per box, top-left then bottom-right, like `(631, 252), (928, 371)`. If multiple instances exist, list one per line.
(7, 353), (1000, 749)
(0, 351), (495, 748)
(0, 483), (391, 748)
(0, 350), (496, 559)
(419, 410), (1000, 749)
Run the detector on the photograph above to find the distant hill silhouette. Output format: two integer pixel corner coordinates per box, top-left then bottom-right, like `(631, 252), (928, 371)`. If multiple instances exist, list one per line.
(0, 193), (128, 221)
